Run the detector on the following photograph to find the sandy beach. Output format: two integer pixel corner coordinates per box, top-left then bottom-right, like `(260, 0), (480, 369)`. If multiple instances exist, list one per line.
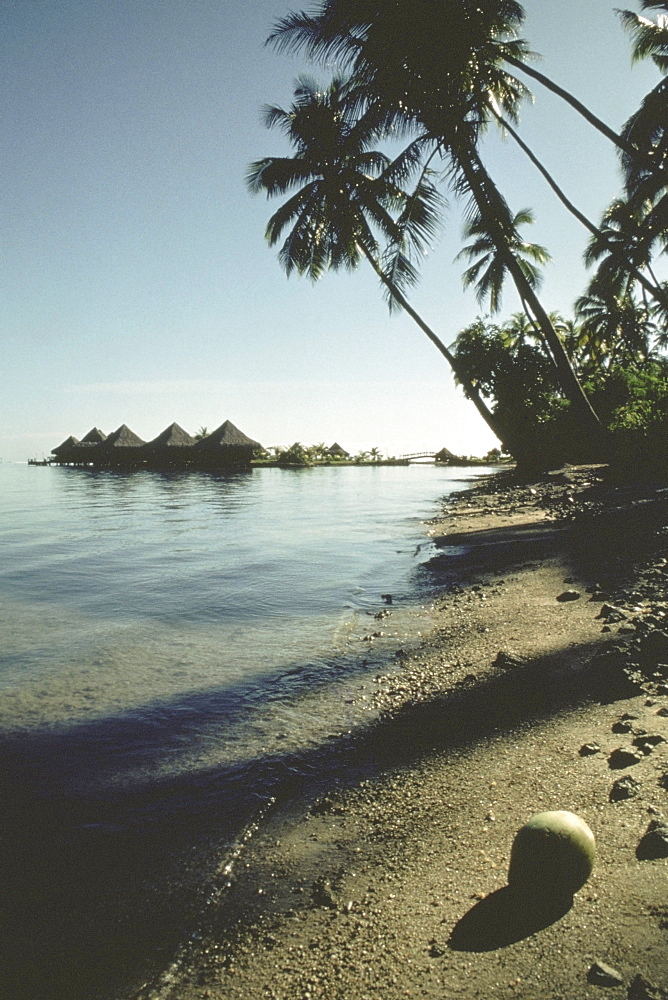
(137, 467), (668, 1000)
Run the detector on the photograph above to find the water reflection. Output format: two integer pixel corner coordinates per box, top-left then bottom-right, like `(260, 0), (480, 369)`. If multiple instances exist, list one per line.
(58, 466), (256, 517)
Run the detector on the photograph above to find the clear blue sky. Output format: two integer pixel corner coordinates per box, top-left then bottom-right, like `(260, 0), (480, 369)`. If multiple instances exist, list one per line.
(1, 0), (661, 461)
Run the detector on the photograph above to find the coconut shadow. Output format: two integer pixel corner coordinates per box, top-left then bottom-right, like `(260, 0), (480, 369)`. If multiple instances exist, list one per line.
(449, 886), (573, 952)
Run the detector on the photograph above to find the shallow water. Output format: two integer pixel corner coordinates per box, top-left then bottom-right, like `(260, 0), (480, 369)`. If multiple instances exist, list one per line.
(0, 462), (490, 999)
(0, 463), (484, 752)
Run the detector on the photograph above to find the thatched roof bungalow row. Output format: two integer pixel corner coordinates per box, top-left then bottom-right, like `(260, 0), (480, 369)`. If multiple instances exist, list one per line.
(52, 421), (261, 470)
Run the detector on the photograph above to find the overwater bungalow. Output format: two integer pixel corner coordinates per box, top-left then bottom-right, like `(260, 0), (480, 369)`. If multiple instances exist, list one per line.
(51, 420), (261, 471)
(142, 422), (197, 468)
(194, 420), (259, 468)
(51, 435), (80, 461)
(54, 427), (109, 466)
(92, 424), (146, 468)
(81, 427), (107, 445)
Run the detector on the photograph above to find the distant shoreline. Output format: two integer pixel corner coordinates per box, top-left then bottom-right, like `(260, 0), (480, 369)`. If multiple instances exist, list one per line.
(26, 457), (510, 469)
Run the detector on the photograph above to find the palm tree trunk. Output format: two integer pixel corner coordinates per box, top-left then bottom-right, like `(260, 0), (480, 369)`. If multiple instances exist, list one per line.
(504, 54), (667, 182)
(489, 106), (668, 313)
(357, 242), (526, 455)
(457, 148), (606, 451)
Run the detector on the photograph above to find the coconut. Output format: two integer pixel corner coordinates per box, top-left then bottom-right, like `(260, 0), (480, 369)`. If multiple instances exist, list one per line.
(508, 810), (595, 896)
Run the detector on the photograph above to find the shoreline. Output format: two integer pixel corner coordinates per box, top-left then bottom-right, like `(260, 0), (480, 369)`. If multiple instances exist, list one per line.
(137, 466), (668, 1000)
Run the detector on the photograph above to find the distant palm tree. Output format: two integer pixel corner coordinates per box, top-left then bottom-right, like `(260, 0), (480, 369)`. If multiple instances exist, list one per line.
(575, 287), (657, 367)
(583, 197), (668, 307)
(307, 442), (329, 462)
(194, 426), (209, 441)
(456, 207), (550, 317)
(501, 311), (543, 351)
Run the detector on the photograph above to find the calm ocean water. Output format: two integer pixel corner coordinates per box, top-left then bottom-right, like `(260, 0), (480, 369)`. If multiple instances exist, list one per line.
(0, 461), (489, 1000)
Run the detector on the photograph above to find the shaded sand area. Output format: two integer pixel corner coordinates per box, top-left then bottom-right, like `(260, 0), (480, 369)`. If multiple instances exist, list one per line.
(139, 468), (668, 1000)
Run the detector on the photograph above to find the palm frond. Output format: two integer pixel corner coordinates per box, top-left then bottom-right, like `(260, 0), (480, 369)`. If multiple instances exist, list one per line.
(267, 12), (332, 58)
(348, 149), (392, 176)
(516, 256), (545, 289)
(381, 247), (420, 301)
(265, 184), (321, 247)
(617, 7), (668, 69)
(459, 256), (492, 289)
(259, 102), (292, 134)
(380, 137), (437, 186)
(455, 232), (493, 262)
(246, 157), (318, 197)
(518, 241), (550, 265)
(393, 174), (445, 253)
(267, 8), (363, 67)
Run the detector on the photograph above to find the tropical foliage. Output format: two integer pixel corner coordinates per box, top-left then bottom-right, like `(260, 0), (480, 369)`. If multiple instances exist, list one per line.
(452, 307), (668, 471)
(250, 0), (668, 471)
(262, 442), (387, 465)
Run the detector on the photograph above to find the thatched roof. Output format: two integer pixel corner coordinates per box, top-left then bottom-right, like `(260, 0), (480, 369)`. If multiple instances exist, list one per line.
(435, 447), (456, 462)
(145, 422), (196, 448)
(51, 435), (79, 455)
(101, 424), (146, 448)
(195, 420), (260, 449)
(328, 442), (350, 458)
(80, 427), (107, 444)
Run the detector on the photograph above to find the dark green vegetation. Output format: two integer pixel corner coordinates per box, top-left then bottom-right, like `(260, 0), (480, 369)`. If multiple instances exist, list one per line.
(249, 0), (668, 473)
(254, 442), (497, 466)
(452, 314), (668, 473)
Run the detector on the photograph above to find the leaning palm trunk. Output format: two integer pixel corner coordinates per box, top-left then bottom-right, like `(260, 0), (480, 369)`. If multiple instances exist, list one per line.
(357, 242), (528, 460)
(489, 107), (668, 313)
(503, 53), (668, 184)
(457, 148), (605, 452)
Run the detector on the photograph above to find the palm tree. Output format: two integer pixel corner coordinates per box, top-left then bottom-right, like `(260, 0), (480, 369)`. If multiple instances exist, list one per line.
(575, 286), (657, 367)
(270, 0), (668, 194)
(618, 4), (668, 263)
(279, 0), (666, 322)
(456, 207), (550, 316)
(268, 0), (605, 448)
(307, 442), (329, 462)
(247, 76), (518, 454)
(495, 3), (668, 183)
(619, 2), (668, 69)
(500, 52), (663, 178)
(487, 104), (668, 311)
(583, 197), (666, 301)
(453, 141), (602, 435)
(501, 310), (545, 351)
